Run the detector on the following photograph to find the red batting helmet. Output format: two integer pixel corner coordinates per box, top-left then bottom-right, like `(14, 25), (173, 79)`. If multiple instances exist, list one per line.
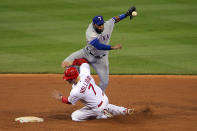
(63, 67), (79, 81)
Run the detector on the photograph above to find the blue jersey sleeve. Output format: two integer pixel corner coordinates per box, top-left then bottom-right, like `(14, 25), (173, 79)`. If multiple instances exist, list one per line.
(112, 14), (127, 22)
(90, 38), (112, 50)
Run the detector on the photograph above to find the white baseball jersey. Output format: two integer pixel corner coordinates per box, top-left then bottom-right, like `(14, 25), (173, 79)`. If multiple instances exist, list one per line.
(66, 63), (129, 121)
(85, 18), (115, 56)
(68, 63), (104, 108)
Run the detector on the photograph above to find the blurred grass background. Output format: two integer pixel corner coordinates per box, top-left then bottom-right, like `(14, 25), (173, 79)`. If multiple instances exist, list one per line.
(0, 0), (197, 74)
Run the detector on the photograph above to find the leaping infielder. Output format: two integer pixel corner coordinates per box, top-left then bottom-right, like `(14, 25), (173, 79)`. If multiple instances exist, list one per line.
(62, 6), (137, 91)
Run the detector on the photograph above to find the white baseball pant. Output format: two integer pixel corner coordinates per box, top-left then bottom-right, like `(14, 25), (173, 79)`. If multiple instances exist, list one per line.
(71, 94), (128, 121)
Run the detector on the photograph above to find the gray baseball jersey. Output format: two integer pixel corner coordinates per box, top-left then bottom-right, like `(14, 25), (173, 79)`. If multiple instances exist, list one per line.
(85, 18), (115, 56)
(64, 18), (115, 91)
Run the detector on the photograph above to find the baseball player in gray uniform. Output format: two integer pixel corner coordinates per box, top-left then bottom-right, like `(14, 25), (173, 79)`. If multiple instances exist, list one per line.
(62, 6), (137, 91)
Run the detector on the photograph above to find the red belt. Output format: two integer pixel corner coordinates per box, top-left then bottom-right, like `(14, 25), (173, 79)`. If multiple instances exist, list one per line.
(98, 101), (103, 107)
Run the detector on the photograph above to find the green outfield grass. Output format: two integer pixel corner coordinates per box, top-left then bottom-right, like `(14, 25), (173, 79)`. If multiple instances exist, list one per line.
(0, 0), (197, 74)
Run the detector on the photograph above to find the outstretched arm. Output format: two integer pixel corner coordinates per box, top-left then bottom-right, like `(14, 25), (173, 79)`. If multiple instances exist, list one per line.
(112, 14), (128, 23)
(52, 90), (80, 105)
(112, 6), (136, 23)
(52, 90), (71, 104)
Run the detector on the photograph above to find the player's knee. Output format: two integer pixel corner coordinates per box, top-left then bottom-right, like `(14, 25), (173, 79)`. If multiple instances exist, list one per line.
(71, 111), (78, 121)
(71, 111), (83, 122)
(71, 116), (80, 121)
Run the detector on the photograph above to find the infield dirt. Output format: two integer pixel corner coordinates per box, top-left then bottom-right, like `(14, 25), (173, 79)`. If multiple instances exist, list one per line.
(0, 75), (197, 131)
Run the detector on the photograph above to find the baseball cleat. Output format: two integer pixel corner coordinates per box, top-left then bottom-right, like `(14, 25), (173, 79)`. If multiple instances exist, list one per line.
(103, 109), (113, 118)
(127, 108), (135, 115)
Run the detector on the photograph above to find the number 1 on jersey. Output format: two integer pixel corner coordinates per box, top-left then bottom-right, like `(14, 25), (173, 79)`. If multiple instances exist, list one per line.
(88, 83), (96, 95)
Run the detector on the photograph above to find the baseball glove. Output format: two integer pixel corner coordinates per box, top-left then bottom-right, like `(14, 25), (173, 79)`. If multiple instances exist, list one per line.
(126, 6), (136, 20)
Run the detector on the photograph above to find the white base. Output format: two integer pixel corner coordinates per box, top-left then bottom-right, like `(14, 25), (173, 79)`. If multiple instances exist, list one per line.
(15, 116), (44, 123)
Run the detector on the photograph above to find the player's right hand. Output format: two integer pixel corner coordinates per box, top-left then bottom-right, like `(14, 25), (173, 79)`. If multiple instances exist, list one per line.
(61, 61), (72, 68)
(52, 90), (63, 100)
(111, 44), (122, 50)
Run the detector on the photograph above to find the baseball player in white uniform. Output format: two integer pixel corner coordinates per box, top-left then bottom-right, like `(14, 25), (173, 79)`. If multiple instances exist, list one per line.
(61, 7), (137, 91)
(54, 60), (134, 121)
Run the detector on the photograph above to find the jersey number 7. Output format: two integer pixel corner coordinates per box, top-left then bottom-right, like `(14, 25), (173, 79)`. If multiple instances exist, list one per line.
(88, 83), (96, 95)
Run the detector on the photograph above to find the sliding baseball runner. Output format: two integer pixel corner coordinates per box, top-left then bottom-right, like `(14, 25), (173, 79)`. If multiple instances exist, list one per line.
(54, 59), (134, 121)
(62, 6), (137, 91)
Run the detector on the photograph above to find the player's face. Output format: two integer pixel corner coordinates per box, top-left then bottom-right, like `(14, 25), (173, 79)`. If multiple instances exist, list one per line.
(93, 24), (104, 34)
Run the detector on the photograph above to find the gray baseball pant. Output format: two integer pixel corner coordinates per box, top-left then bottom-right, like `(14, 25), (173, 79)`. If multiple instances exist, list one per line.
(64, 48), (109, 91)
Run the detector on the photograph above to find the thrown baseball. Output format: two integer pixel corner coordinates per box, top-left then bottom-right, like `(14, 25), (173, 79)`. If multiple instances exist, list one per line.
(132, 11), (137, 16)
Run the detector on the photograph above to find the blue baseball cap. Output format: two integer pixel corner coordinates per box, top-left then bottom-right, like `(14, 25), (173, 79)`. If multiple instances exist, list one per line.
(92, 16), (104, 25)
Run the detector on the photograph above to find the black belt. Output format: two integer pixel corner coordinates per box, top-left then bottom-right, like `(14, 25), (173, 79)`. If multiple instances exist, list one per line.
(86, 47), (106, 59)
(89, 52), (106, 59)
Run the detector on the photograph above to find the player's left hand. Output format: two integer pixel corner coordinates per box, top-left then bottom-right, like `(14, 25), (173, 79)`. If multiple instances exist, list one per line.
(126, 6), (136, 16)
(52, 90), (63, 100)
